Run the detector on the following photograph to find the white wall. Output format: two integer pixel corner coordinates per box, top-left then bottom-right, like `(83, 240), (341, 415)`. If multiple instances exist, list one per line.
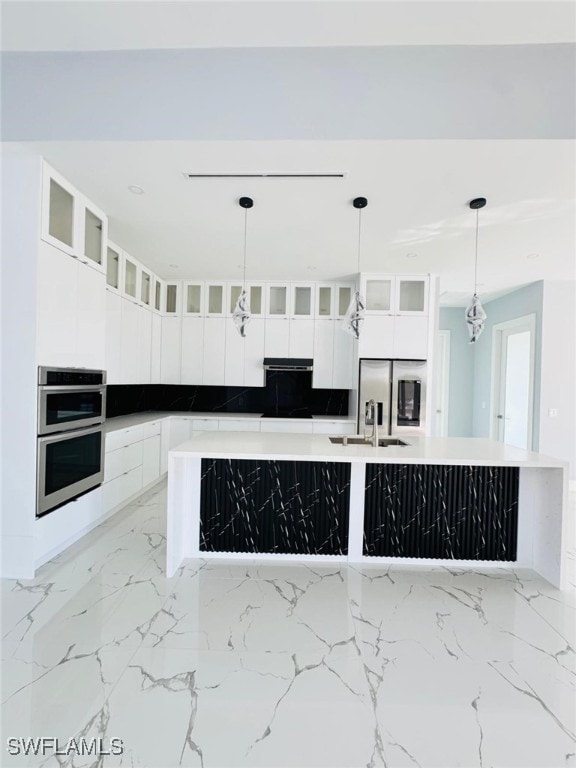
(539, 280), (576, 480)
(0, 156), (42, 578)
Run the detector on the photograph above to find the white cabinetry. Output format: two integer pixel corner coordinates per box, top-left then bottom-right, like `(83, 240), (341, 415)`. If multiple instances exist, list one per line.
(224, 320), (245, 386)
(150, 313), (162, 383)
(37, 241), (77, 366)
(181, 317), (204, 385)
(161, 316), (182, 384)
(393, 316), (429, 359)
(105, 290), (122, 383)
(244, 319), (265, 386)
(137, 305), (152, 384)
(103, 423), (162, 516)
(312, 321), (334, 389)
(202, 318), (226, 385)
(264, 318), (290, 357)
(37, 240), (106, 369)
(120, 298), (140, 384)
(169, 418), (192, 448)
(289, 319), (314, 358)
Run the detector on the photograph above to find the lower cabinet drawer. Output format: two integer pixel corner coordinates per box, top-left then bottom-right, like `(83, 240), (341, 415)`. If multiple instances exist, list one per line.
(105, 426), (145, 453)
(102, 465), (143, 514)
(218, 419), (260, 432)
(104, 441), (143, 483)
(142, 421), (162, 439)
(142, 435), (161, 487)
(191, 419), (219, 432)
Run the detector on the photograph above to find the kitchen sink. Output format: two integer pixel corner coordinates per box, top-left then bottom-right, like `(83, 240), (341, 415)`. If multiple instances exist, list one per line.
(378, 438), (408, 447)
(329, 436), (373, 445)
(330, 436), (409, 447)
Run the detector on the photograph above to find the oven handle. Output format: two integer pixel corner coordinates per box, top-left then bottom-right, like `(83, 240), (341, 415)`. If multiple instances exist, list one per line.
(38, 385), (107, 393)
(37, 423), (105, 445)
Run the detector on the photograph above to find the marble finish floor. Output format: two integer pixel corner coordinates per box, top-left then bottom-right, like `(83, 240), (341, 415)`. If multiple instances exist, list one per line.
(2, 481), (575, 768)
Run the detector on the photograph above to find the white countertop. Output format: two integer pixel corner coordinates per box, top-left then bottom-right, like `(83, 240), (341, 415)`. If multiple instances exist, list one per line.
(104, 411), (355, 433)
(169, 430), (566, 468)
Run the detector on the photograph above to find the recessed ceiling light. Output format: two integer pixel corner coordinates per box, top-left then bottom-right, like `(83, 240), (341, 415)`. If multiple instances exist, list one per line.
(128, 185), (144, 195)
(526, 253), (541, 259)
(169, 264), (179, 268)
(307, 266), (317, 271)
(405, 252), (418, 259)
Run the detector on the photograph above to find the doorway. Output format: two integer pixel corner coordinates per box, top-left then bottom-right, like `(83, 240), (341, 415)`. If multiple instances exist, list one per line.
(491, 314), (536, 450)
(434, 330), (450, 437)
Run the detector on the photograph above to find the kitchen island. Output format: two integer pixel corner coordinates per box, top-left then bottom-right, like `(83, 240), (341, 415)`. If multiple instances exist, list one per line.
(166, 432), (569, 588)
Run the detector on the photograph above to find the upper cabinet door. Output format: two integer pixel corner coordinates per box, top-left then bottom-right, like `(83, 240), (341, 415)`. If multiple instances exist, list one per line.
(41, 165), (77, 257)
(123, 256), (139, 301)
(266, 284), (288, 318)
(395, 276), (429, 315)
(205, 283), (225, 316)
(140, 269), (152, 307)
(164, 282), (181, 315)
(153, 278), (163, 313)
(106, 242), (121, 292)
(79, 197), (107, 272)
(336, 284), (354, 319)
(291, 284), (315, 318)
(361, 275), (395, 314)
(316, 284), (334, 319)
(183, 282), (203, 316)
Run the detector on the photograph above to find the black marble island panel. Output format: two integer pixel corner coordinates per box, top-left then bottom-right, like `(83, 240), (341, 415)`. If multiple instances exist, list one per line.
(200, 459), (351, 555)
(364, 464), (519, 561)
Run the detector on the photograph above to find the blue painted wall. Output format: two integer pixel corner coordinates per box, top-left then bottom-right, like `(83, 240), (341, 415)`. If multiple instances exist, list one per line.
(472, 282), (543, 449)
(440, 281), (543, 448)
(439, 308), (475, 437)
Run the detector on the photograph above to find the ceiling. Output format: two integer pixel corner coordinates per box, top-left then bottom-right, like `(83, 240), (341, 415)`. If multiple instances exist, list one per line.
(7, 138), (574, 304)
(2, 1), (575, 52)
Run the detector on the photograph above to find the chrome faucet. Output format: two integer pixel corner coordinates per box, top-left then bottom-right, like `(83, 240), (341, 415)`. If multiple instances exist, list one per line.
(365, 399), (379, 447)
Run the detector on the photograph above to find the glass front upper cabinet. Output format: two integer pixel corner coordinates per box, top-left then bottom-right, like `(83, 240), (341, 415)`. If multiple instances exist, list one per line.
(83, 206), (104, 267)
(141, 270), (152, 306)
(106, 245), (120, 290)
(267, 285), (288, 317)
(363, 277), (394, 313)
(291, 285), (314, 317)
(124, 258), (138, 299)
(154, 279), (162, 312)
(165, 283), (179, 314)
(206, 284), (224, 315)
(227, 283), (263, 316)
(397, 278), (428, 314)
(337, 285), (353, 317)
(47, 177), (75, 250)
(184, 283), (203, 315)
(316, 285), (333, 318)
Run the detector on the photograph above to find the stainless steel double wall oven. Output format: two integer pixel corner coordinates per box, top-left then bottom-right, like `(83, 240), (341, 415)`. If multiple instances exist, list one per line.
(37, 367), (107, 517)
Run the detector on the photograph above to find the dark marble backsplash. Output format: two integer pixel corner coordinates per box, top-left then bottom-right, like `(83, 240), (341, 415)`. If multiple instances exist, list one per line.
(106, 378), (350, 418)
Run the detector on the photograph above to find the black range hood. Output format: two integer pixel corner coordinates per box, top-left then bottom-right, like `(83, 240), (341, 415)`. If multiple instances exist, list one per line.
(263, 358), (313, 372)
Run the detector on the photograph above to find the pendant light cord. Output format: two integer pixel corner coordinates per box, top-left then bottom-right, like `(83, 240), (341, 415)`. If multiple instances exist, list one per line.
(474, 207), (479, 295)
(243, 207), (248, 289)
(357, 207), (362, 272)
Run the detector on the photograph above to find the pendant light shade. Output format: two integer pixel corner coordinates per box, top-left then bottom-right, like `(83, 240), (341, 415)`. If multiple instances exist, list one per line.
(465, 197), (487, 344)
(343, 197), (368, 339)
(233, 196), (253, 337)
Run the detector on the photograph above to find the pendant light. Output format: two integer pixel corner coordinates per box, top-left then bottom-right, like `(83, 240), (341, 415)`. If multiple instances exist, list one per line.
(343, 196), (368, 339)
(233, 196), (253, 337)
(465, 197), (488, 344)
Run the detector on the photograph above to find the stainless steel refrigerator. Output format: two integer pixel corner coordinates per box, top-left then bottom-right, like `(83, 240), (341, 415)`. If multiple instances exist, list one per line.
(357, 359), (428, 436)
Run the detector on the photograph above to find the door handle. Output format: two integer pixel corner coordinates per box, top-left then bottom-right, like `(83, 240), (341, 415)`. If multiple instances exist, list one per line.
(497, 415), (504, 419)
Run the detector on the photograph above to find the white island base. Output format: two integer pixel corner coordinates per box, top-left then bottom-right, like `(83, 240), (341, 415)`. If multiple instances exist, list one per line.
(166, 432), (570, 589)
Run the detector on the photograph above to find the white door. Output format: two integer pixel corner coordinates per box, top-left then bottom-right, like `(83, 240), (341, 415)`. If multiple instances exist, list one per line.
(434, 330), (450, 437)
(492, 315), (535, 450)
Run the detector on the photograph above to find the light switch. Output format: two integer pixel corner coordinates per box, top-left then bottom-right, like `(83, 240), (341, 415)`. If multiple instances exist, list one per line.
(548, 408), (558, 418)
